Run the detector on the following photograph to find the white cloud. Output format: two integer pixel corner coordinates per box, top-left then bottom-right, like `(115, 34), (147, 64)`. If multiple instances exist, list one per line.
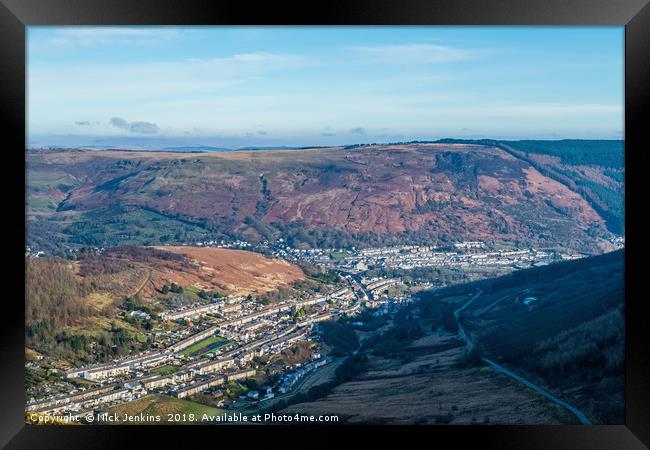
(110, 117), (160, 134)
(187, 52), (312, 71)
(347, 43), (476, 64)
(30, 26), (182, 48)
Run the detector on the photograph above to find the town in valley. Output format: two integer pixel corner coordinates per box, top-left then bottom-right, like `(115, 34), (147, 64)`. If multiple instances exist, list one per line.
(25, 230), (624, 424)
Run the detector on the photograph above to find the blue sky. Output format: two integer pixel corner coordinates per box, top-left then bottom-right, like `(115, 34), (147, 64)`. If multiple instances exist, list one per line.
(27, 26), (624, 148)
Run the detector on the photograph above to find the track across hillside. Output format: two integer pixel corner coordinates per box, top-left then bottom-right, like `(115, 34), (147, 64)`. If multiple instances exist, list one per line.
(454, 291), (593, 425)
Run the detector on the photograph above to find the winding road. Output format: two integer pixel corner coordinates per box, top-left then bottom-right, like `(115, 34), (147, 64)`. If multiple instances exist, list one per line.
(453, 290), (593, 425)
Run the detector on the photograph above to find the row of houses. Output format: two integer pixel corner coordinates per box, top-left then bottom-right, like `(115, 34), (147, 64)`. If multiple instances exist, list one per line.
(329, 287), (355, 301)
(260, 329), (308, 353)
(217, 301), (297, 329)
(175, 369), (257, 399)
(65, 351), (171, 381)
(167, 326), (218, 353)
(29, 385), (129, 415)
(365, 278), (399, 293)
(160, 301), (222, 322)
(185, 357), (235, 376)
(161, 296), (248, 322)
(277, 358), (327, 394)
(26, 384), (116, 412)
(296, 312), (335, 327)
(125, 369), (194, 391)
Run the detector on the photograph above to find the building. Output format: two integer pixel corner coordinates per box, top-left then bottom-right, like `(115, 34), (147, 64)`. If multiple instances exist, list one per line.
(82, 364), (130, 381)
(167, 326), (217, 353)
(140, 374), (175, 390)
(191, 358), (234, 376)
(26, 384), (116, 412)
(64, 368), (85, 379)
(226, 369), (256, 382)
(313, 301), (330, 312)
(175, 376), (226, 399)
(160, 301), (221, 322)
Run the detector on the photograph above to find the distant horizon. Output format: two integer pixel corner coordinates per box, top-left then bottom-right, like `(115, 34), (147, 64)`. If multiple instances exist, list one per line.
(28, 26), (624, 148)
(26, 135), (625, 152)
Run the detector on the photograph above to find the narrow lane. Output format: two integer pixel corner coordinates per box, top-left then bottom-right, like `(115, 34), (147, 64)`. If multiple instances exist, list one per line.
(454, 290), (593, 425)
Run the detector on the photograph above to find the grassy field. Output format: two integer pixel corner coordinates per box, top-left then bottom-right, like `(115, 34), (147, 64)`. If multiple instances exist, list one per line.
(329, 251), (350, 260)
(150, 364), (179, 375)
(179, 335), (228, 356)
(27, 170), (79, 191)
(27, 195), (56, 212)
(63, 315), (138, 339)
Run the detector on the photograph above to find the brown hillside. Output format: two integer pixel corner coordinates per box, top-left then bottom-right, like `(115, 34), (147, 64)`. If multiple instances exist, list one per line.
(153, 246), (305, 296)
(27, 143), (612, 252)
(77, 246), (305, 301)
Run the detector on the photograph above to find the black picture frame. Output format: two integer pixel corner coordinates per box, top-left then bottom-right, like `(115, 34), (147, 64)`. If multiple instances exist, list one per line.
(2, 1), (648, 448)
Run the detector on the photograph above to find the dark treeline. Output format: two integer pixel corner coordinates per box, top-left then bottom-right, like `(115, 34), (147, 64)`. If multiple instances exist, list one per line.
(246, 217), (454, 250)
(496, 140), (624, 234)
(361, 311), (424, 362)
(77, 255), (132, 277)
(506, 140), (624, 168)
(104, 245), (188, 263)
(318, 321), (359, 356)
(269, 220), (453, 250)
(529, 306), (624, 380)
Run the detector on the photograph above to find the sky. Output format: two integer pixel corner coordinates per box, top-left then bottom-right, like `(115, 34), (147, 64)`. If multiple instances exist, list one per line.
(27, 26), (624, 149)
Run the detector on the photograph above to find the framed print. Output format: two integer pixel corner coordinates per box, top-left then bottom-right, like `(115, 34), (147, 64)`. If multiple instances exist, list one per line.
(1, 0), (648, 448)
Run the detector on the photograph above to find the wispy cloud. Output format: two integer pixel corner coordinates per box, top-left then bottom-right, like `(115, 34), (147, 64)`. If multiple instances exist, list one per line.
(350, 127), (366, 135)
(188, 52), (311, 70)
(31, 27), (182, 48)
(347, 43), (476, 64)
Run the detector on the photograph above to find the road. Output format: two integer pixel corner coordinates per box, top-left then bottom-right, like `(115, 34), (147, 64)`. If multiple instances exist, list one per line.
(453, 290), (482, 350)
(454, 290), (593, 425)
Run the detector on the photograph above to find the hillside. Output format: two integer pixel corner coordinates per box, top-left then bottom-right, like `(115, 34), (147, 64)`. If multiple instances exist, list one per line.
(74, 245), (305, 300)
(25, 246), (305, 363)
(26, 141), (622, 254)
(151, 246), (305, 296)
(501, 140), (624, 234)
(276, 251), (623, 424)
(459, 249), (624, 423)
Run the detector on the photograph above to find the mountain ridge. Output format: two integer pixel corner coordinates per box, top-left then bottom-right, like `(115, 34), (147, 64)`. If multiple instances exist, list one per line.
(26, 140), (623, 254)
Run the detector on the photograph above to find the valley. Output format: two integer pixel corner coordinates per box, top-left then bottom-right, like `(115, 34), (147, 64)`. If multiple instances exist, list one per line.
(24, 140), (625, 425)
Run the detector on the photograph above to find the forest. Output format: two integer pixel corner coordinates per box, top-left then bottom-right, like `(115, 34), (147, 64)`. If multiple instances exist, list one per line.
(26, 257), (93, 331)
(25, 256), (149, 364)
(506, 140), (624, 168)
